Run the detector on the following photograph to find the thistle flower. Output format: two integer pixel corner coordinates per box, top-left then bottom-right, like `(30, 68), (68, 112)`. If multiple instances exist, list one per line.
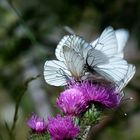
(70, 81), (122, 108)
(47, 115), (80, 140)
(56, 88), (88, 116)
(27, 114), (47, 133)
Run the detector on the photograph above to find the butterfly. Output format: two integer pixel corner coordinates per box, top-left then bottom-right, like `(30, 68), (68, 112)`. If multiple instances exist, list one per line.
(44, 36), (89, 86)
(86, 27), (130, 83)
(44, 26), (135, 89)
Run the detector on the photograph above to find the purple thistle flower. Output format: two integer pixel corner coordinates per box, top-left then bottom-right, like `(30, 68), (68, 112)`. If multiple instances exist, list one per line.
(56, 88), (88, 116)
(47, 115), (80, 140)
(70, 81), (122, 108)
(27, 114), (47, 133)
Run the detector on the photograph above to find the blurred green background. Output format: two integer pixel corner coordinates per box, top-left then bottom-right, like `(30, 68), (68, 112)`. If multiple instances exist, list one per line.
(0, 0), (140, 140)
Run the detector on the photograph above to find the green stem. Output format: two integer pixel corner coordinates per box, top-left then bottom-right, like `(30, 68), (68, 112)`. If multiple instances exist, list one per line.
(5, 75), (40, 140)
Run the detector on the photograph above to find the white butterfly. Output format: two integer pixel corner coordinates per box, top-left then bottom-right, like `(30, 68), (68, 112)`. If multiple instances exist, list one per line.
(44, 26), (135, 88)
(87, 26), (135, 85)
(44, 38), (88, 86)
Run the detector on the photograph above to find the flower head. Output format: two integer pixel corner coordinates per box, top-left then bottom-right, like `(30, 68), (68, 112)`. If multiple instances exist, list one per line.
(47, 115), (80, 140)
(56, 88), (88, 116)
(70, 81), (122, 108)
(27, 114), (47, 133)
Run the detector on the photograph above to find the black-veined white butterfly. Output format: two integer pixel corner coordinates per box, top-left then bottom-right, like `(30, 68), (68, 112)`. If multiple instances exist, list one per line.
(44, 37), (88, 86)
(87, 27), (129, 83)
(44, 26), (135, 88)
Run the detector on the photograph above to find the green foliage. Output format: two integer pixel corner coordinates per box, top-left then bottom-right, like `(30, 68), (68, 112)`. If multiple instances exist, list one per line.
(76, 105), (101, 139)
(28, 133), (50, 140)
(81, 105), (101, 126)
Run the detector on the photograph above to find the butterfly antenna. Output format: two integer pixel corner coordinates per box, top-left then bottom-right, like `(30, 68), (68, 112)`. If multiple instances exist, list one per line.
(63, 26), (76, 35)
(119, 97), (133, 117)
(122, 97), (133, 103)
(119, 107), (128, 117)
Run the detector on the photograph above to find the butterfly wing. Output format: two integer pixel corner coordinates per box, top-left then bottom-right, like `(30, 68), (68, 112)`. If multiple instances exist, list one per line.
(44, 60), (71, 86)
(117, 64), (135, 91)
(94, 57), (128, 82)
(115, 29), (129, 58)
(86, 48), (109, 66)
(88, 26), (129, 83)
(90, 26), (118, 57)
(90, 27), (129, 58)
(55, 35), (69, 61)
(87, 50), (128, 83)
(55, 35), (91, 61)
(63, 46), (85, 80)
